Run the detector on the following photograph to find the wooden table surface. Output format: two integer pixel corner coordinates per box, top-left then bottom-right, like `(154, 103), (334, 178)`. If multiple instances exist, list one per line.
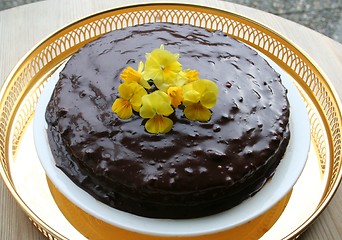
(0, 0), (341, 239)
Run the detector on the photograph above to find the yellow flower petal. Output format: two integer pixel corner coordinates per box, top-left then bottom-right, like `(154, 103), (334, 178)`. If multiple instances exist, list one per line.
(129, 83), (148, 111)
(182, 79), (218, 107)
(112, 98), (133, 119)
(139, 96), (155, 119)
(120, 62), (151, 89)
(183, 89), (201, 106)
(118, 82), (134, 100)
(175, 72), (188, 87)
(139, 79), (152, 90)
(184, 69), (200, 82)
(155, 101), (174, 116)
(193, 79), (218, 96)
(152, 91), (173, 116)
(140, 90), (173, 118)
(137, 61), (144, 72)
(145, 115), (173, 134)
(143, 56), (163, 79)
(167, 86), (183, 108)
(176, 69), (199, 87)
(120, 66), (141, 83)
(201, 91), (218, 108)
(184, 103), (212, 122)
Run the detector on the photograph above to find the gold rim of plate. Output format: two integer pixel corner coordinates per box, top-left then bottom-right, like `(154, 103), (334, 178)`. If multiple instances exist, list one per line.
(0, 3), (341, 240)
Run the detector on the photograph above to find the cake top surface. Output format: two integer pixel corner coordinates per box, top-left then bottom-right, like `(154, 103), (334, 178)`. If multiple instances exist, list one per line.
(46, 22), (290, 193)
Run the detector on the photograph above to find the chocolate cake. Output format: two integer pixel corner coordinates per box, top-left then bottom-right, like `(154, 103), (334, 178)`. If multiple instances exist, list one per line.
(45, 23), (290, 219)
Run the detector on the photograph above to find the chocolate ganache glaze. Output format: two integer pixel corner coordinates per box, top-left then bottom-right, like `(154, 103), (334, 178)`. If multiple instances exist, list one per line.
(45, 23), (290, 219)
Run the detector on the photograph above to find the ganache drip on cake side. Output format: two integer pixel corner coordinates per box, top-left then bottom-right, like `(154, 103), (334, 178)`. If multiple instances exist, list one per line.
(45, 22), (290, 219)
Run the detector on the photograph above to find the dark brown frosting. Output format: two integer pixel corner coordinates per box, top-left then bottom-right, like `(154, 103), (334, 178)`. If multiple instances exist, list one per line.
(45, 23), (290, 219)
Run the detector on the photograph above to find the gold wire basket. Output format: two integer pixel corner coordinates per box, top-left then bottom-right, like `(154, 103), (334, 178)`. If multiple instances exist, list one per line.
(0, 3), (341, 239)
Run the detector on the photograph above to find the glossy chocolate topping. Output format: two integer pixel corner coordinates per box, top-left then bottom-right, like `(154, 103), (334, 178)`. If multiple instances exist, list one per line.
(46, 23), (290, 219)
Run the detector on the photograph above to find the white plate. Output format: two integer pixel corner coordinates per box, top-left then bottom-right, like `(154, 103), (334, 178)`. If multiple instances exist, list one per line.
(33, 51), (310, 237)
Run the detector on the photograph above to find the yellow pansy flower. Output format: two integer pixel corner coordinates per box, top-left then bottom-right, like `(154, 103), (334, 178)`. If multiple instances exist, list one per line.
(120, 61), (151, 89)
(143, 45), (182, 91)
(112, 82), (147, 119)
(167, 86), (183, 108)
(140, 90), (174, 134)
(174, 69), (199, 89)
(181, 69), (200, 83)
(182, 79), (218, 121)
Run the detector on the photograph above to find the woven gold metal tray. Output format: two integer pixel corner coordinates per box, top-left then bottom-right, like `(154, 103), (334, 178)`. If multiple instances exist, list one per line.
(0, 3), (341, 240)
